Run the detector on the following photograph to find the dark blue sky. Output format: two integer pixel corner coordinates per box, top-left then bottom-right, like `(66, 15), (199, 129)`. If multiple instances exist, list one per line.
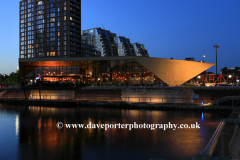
(0, 0), (240, 74)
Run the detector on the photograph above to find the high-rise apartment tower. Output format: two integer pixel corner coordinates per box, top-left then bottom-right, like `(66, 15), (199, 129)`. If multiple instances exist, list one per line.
(19, 0), (81, 58)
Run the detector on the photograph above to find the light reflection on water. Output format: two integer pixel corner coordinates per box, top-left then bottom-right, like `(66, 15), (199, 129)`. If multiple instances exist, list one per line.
(0, 104), (231, 160)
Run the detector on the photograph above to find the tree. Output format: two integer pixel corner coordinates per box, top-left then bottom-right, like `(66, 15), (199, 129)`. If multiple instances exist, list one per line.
(6, 71), (20, 86)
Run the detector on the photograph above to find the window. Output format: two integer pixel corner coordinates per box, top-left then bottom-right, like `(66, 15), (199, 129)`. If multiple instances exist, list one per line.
(50, 18), (55, 22)
(50, 28), (55, 32)
(50, 37), (55, 41)
(38, 53), (44, 57)
(58, 32), (60, 36)
(64, 16), (66, 20)
(58, 22), (60, 26)
(47, 52), (55, 56)
(50, 13), (55, 17)
(50, 23), (55, 27)
(38, 1), (43, 5)
(50, 32), (55, 36)
(64, 6), (66, 10)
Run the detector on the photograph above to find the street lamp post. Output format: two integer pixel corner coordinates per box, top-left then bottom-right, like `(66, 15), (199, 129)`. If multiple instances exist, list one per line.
(213, 44), (219, 74)
(203, 55), (205, 62)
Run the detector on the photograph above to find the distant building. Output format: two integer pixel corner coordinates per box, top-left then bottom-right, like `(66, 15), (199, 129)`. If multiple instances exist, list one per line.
(80, 43), (101, 57)
(221, 67), (240, 76)
(132, 43), (149, 57)
(185, 57), (195, 61)
(82, 28), (118, 57)
(114, 36), (135, 56)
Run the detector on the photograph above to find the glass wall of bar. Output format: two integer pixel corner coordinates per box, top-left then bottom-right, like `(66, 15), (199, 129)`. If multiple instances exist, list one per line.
(22, 59), (165, 86)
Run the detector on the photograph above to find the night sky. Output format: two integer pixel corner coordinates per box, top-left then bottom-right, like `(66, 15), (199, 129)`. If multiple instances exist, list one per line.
(0, 0), (240, 74)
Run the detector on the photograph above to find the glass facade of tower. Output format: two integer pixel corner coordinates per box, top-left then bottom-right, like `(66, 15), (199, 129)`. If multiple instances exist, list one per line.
(19, 0), (86, 58)
(133, 43), (149, 57)
(115, 36), (135, 56)
(82, 28), (119, 57)
(82, 28), (149, 57)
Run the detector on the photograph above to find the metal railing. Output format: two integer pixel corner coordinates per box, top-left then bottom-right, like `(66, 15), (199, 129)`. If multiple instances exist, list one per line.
(192, 118), (240, 160)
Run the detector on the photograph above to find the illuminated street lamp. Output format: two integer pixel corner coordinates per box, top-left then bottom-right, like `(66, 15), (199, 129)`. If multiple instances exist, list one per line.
(203, 55), (205, 62)
(198, 75), (201, 79)
(228, 75), (232, 79)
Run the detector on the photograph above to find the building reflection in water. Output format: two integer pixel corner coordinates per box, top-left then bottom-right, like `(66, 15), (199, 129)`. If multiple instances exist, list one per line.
(15, 115), (19, 137)
(0, 104), (231, 160)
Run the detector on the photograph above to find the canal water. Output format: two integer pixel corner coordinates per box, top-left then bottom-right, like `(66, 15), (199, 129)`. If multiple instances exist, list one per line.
(0, 103), (231, 160)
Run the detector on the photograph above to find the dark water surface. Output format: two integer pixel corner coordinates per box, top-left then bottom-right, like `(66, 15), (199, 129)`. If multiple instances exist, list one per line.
(0, 103), (231, 160)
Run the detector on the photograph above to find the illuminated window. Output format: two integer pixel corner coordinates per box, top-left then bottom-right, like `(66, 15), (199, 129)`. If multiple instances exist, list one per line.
(70, 17), (72, 21)
(58, 32), (60, 36)
(38, 1), (42, 5)
(64, 16), (66, 20)
(50, 18), (55, 22)
(50, 52), (55, 56)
